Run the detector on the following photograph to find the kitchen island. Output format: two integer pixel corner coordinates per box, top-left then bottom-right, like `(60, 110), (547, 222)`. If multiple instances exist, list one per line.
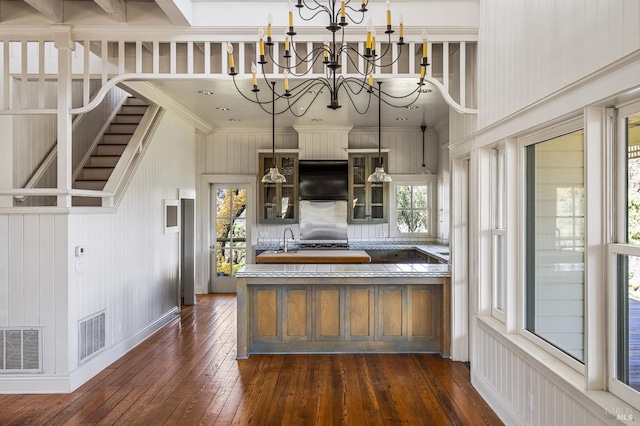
(236, 263), (450, 359)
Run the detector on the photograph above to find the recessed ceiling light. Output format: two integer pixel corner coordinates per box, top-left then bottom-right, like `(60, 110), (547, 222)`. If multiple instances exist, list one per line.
(228, 118), (241, 122)
(405, 105), (419, 109)
(310, 118), (323, 122)
(296, 107), (306, 112)
(197, 90), (214, 95)
(216, 107), (230, 111)
(307, 90), (324, 95)
(396, 117), (408, 121)
(419, 88), (432, 94)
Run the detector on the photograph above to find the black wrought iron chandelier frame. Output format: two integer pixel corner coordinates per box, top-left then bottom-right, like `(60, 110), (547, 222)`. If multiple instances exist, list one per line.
(228, 0), (430, 116)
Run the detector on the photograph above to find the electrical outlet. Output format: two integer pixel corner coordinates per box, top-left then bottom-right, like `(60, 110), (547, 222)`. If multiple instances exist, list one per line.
(527, 392), (533, 411)
(378, 230), (386, 238)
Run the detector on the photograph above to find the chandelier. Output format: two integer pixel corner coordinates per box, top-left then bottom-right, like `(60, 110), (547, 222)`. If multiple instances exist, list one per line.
(226, 0), (430, 116)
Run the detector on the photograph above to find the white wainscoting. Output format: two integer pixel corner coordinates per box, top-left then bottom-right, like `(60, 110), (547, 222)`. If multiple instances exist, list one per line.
(473, 319), (635, 426)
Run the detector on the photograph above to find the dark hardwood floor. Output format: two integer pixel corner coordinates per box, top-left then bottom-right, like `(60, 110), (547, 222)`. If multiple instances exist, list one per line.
(0, 294), (502, 425)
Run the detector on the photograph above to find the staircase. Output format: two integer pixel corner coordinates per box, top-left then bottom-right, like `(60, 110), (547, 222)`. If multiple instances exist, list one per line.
(73, 97), (148, 206)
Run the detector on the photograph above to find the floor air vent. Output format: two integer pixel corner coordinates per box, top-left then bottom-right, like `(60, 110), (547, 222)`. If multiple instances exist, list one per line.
(79, 311), (106, 363)
(0, 328), (42, 373)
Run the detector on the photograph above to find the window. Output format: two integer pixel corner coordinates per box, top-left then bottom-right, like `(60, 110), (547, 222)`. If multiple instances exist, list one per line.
(491, 147), (506, 319)
(391, 175), (436, 237)
(615, 110), (640, 397)
(525, 129), (585, 363)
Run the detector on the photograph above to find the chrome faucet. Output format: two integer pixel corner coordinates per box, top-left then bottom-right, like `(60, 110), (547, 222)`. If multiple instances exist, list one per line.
(283, 227), (295, 252)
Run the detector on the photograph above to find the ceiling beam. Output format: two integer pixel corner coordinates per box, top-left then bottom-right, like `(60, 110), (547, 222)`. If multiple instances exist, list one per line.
(93, 0), (127, 23)
(154, 0), (192, 26)
(23, 0), (64, 23)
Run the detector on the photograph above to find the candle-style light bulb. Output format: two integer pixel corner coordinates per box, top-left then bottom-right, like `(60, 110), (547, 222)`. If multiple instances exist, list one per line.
(366, 18), (373, 50)
(283, 69), (290, 91)
(267, 13), (273, 39)
(341, 1), (346, 17)
(288, 1), (294, 27)
(323, 37), (329, 59)
(251, 61), (258, 86)
(227, 42), (235, 73)
(285, 31), (290, 52)
(421, 29), (428, 60)
(259, 28), (265, 56)
(399, 13), (404, 38)
(386, 0), (391, 26)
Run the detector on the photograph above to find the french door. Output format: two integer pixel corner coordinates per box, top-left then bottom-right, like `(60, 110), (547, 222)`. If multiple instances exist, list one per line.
(210, 184), (249, 293)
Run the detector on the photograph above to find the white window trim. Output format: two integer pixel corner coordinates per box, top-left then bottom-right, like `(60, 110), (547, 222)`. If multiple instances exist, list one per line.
(518, 117), (587, 376)
(490, 146), (506, 322)
(607, 99), (640, 409)
(389, 174), (437, 238)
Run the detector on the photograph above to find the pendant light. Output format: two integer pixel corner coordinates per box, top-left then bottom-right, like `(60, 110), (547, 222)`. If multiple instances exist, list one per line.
(420, 123), (430, 174)
(261, 81), (286, 184)
(367, 81), (392, 183)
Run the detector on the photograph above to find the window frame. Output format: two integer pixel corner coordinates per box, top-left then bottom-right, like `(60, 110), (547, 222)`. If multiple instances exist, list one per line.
(608, 100), (640, 409)
(519, 117), (586, 375)
(390, 174), (437, 238)
(490, 146), (506, 322)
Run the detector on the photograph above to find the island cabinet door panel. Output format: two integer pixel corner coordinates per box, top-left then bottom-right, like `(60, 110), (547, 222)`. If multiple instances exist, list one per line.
(253, 286), (281, 341)
(378, 286), (408, 341)
(408, 286), (441, 342)
(283, 287), (312, 341)
(315, 286), (344, 340)
(346, 286), (375, 341)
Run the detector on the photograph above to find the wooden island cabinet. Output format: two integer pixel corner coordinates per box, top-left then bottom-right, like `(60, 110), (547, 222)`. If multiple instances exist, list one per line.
(236, 264), (450, 358)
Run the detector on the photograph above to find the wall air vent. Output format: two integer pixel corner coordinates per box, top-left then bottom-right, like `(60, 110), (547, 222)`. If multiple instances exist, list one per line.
(0, 327), (43, 373)
(78, 311), (106, 363)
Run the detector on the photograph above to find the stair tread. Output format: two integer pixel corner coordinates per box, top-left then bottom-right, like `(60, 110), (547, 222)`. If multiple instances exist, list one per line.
(84, 166), (115, 169)
(75, 179), (109, 182)
(104, 132), (134, 135)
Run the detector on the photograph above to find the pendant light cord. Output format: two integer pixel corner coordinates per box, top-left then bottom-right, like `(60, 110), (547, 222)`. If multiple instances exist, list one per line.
(421, 124), (426, 168)
(271, 81), (276, 162)
(378, 81), (382, 167)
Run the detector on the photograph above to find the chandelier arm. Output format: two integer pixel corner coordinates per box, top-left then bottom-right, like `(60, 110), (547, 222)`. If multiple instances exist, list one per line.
(296, 1), (329, 21)
(340, 76), (371, 98)
(266, 44), (325, 78)
(339, 81), (374, 115)
(377, 84), (422, 101)
(281, 84), (327, 117)
(231, 75), (278, 107)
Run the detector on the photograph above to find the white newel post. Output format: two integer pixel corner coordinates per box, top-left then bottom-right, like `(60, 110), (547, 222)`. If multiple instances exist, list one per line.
(53, 26), (75, 208)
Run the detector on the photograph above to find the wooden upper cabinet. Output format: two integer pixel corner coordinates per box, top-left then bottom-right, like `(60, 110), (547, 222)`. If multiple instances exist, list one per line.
(348, 153), (388, 223)
(259, 153), (298, 223)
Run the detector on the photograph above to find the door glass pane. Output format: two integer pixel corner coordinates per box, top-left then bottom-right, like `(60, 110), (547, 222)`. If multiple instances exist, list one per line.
(526, 129), (585, 362)
(215, 188), (247, 277)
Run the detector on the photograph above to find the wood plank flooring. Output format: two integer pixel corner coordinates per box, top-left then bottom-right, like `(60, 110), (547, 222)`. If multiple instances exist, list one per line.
(0, 294), (502, 425)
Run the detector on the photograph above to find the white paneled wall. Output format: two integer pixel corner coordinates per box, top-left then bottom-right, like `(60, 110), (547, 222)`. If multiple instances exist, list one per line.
(0, 110), (196, 392)
(68, 111), (196, 372)
(0, 214), (70, 380)
(477, 0), (640, 130)
(474, 323), (611, 426)
(203, 126), (440, 241)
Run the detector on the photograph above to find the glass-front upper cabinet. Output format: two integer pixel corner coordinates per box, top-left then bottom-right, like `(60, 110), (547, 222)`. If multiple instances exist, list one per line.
(259, 153), (298, 223)
(349, 153), (388, 223)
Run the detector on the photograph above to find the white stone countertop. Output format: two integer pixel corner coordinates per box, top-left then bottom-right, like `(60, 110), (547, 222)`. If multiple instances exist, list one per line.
(236, 262), (450, 278)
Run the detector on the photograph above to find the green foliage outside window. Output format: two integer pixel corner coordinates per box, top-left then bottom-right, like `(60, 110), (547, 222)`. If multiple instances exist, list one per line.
(396, 185), (429, 233)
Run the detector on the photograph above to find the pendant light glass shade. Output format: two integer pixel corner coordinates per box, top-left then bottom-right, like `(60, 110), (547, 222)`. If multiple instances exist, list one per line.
(367, 166), (392, 182)
(261, 81), (286, 184)
(367, 82), (392, 183)
(262, 167), (286, 183)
